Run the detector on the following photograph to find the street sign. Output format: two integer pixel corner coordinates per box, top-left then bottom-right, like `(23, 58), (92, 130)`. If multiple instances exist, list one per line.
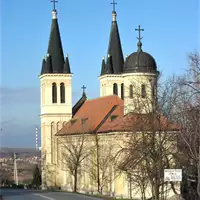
(164, 169), (182, 182)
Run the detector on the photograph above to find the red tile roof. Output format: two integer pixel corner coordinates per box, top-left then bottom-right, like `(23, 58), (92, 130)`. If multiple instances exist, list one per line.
(56, 95), (180, 136)
(56, 95), (124, 136)
(98, 112), (180, 133)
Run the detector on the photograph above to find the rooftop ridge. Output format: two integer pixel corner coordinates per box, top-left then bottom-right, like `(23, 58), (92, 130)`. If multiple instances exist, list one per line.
(86, 94), (123, 102)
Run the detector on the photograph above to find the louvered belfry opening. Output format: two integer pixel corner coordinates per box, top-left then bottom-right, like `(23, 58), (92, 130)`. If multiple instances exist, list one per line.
(113, 83), (118, 95)
(60, 82), (65, 103)
(121, 83), (124, 100)
(52, 82), (57, 103)
(129, 85), (133, 98)
(141, 84), (146, 98)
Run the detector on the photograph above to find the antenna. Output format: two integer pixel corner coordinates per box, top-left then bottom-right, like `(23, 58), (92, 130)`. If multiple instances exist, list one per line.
(36, 127), (38, 150)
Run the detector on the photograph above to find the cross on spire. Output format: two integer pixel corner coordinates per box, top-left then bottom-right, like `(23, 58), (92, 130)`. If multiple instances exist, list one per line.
(111, 0), (117, 12)
(135, 25), (144, 43)
(51, 0), (58, 11)
(81, 85), (86, 95)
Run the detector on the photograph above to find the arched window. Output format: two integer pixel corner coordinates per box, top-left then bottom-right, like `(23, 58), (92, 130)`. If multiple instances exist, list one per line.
(113, 83), (118, 95)
(52, 83), (57, 103)
(141, 84), (146, 98)
(121, 83), (124, 100)
(129, 85), (133, 98)
(60, 83), (65, 103)
(51, 122), (56, 163)
(57, 122), (62, 132)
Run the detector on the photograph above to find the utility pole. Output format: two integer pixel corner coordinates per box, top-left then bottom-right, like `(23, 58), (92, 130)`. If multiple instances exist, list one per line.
(13, 152), (18, 185)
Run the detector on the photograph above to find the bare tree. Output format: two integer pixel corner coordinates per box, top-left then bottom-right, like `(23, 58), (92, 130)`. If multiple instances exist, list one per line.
(58, 133), (91, 192)
(175, 52), (200, 199)
(179, 52), (200, 103)
(0, 170), (11, 186)
(176, 101), (200, 198)
(187, 52), (200, 95)
(89, 134), (118, 194)
(41, 149), (57, 189)
(115, 77), (180, 200)
(125, 164), (149, 200)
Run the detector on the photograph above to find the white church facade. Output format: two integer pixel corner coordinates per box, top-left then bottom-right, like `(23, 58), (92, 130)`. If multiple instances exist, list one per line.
(39, 3), (180, 199)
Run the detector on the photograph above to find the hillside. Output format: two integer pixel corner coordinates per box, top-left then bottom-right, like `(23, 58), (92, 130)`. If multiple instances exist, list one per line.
(0, 147), (41, 158)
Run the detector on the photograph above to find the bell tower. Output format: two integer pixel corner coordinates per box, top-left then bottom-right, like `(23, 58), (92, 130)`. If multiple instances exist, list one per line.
(123, 25), (159, 115)
(39, 4), (72, 188)
(99, 1), (124, 99)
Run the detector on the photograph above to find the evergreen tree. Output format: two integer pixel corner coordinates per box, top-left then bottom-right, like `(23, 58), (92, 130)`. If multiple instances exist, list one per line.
(32, 165), (41, 187)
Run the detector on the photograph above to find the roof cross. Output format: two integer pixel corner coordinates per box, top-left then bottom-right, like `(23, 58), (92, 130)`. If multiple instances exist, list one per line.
(81, 85), (86, 94)
(51, 0), (58, 11)
(135, 25), (144, 42)
(111, 0), (117, 12)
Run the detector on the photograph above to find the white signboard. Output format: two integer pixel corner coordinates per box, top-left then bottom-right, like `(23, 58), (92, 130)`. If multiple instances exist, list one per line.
(164, 169), (182, 182)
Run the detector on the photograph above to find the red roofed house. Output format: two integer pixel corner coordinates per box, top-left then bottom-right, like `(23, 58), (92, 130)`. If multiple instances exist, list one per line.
(39, 4), (180, 199)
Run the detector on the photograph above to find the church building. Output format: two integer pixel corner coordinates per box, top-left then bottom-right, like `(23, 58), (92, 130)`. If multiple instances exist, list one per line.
(39, 2), (180, 199)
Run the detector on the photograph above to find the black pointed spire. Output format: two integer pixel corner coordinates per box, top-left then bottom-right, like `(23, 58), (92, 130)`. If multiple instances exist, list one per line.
(63, 54), (71, 73)
(47, 8), (65, 73)
(105, 2), (124, 74)
(41, 54), (53, 74)
(100, 57), (106, 75)
(105, 54), (114, 74)
(41, 56), (46, 75)
(45, 54), (53, 73)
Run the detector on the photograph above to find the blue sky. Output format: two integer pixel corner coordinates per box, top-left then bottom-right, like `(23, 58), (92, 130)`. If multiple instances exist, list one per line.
(0, 0), (199, 148)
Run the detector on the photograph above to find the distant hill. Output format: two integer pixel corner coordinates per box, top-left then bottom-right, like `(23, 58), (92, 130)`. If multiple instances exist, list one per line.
(0, 147), (41, 157)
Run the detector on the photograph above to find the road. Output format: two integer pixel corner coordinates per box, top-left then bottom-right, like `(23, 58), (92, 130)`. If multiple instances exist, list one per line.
(0, 189), (104, 200)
